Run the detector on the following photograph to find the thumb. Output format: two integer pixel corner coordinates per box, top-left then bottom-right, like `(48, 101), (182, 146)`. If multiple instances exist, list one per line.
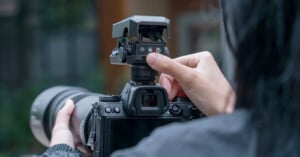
(55, 99), (75, 128)
(146, 53), (193, 85)
(50, 99), (75, 148)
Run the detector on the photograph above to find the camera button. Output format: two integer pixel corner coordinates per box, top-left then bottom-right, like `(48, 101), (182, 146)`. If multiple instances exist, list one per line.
(169, 104), (182, 116)
(148, 47), (153, 52)
(140, 46), (146, 53)
(114, 107), (121, 113)
(105, 107), (112, 113)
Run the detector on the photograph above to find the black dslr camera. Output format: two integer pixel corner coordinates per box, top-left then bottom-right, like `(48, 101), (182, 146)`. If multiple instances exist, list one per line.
(30, 16), (202, 157)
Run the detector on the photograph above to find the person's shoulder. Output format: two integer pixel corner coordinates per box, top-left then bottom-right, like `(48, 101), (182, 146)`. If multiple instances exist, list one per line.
(148, 109), (256, 157)
(112, 110), (256, 157)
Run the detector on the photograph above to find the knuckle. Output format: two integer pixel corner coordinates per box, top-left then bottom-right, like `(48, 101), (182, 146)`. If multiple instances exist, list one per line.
(152, 54), (173, 73)
(53, 124), (68, 132)
(181, 70), (199, 88)
(57, 109), (64, 116)
(200, 51), (214, 60)
(159, 61), (172, 72)
(56, 109), (66, 118)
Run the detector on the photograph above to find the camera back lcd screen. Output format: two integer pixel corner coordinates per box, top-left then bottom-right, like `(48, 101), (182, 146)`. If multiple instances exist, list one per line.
(104, 118), (180, 155)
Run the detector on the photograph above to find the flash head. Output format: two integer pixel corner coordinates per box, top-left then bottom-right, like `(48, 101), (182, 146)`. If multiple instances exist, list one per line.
(110, 15), (170, 83)
(112, 15), (170, 39)
(110, 15), (170, 66)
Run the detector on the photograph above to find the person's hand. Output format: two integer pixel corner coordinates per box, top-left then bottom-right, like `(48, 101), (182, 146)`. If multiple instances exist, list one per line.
(146, 51), (235, 116)
(50, 99), (75, 148)
(50, 99), (91, 155)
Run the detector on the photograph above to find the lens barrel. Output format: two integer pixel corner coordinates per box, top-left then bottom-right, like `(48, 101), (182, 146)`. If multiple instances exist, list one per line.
(29, 86), (90, 147)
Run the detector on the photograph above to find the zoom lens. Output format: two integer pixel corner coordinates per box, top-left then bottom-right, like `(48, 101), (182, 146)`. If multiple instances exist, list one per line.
(29, 86), (96, 147)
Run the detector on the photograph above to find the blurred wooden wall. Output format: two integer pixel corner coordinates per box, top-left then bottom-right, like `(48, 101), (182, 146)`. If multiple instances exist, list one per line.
(98, 1), (128, 93)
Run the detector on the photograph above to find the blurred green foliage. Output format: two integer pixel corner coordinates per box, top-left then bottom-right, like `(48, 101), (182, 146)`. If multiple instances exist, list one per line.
(0, 83), (45, 155)
(0, 0), (100, 156)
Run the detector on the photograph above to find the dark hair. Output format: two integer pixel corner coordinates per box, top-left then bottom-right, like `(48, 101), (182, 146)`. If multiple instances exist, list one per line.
(220, 0), (300, 156)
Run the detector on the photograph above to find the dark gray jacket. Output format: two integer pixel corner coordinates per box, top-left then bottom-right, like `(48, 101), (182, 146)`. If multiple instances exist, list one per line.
(39, 109), (256, 157)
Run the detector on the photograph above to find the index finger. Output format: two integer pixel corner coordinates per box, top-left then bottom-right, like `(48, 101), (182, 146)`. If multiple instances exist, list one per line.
(146, 53), (195, 85)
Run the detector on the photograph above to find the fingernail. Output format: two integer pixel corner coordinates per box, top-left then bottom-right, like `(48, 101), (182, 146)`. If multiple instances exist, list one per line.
(65, 99), (73, 106)
(64, 99), (75, 114)
(62, 99), (75, 112)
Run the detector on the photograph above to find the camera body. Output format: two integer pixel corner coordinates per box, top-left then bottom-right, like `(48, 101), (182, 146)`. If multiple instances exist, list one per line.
(30, 16), (203, 157)
(76, 90), (200, 157)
